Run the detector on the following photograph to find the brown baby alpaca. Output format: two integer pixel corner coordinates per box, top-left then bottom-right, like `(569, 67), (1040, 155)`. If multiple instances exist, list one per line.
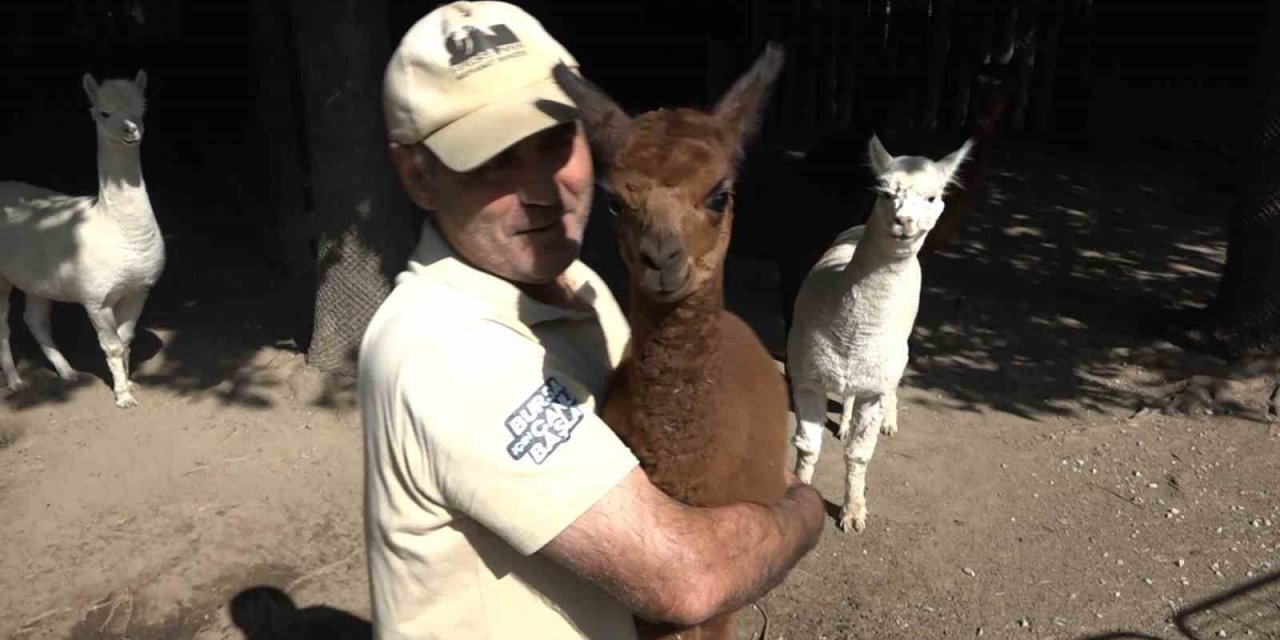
(556, 45), (790, 640)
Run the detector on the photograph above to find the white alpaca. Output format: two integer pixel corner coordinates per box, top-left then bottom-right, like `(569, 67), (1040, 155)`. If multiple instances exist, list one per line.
(787, 134), (971, 532)
(0, 71), (164, 408)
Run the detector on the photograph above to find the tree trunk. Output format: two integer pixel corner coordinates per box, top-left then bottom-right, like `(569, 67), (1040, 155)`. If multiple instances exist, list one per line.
(288, 0), (414, 374)
(1202, 7), (1280, 358)
(920, 0), (953, 134)
(834, 0), (860, 129)
(1031, 0), (1062, 134)
(250, 0), (315, 350)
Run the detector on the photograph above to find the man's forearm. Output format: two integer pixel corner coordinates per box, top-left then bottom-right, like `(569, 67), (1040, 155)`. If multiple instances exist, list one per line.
(667, 483), (825, 622)
(541, 468), (825, 628)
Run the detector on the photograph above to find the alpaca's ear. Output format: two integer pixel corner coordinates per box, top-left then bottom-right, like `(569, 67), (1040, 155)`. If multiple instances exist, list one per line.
(82, 73), (100, 102)
(937, 138), (974, 185)
(552, 63), (630, 171)
(713, 42), (784, 158)
(134, 70), (148, 92)
(867, 134), (893, 176)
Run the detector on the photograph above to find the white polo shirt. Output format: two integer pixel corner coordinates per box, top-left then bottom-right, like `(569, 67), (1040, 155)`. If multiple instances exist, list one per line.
(358, 222), (639, 639)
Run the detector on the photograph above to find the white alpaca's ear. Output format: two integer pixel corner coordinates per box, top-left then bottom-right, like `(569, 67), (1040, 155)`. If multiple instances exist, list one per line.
(937, 138), (974, 185)
(867, 134), (893, 176)
(83, 73), (100, 102)
(134, 70), (148, 92)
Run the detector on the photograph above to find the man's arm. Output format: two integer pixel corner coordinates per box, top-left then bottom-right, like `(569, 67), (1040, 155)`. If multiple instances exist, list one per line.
(541, 467), (825, 626)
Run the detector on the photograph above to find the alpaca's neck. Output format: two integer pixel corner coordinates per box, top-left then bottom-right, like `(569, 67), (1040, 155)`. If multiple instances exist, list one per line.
(627, 275), (725, 424)
(97, 141), (150, 212)
(629, 276), (724, 364)
(95, 140), (156, 240)
(835, 224), (922, 345)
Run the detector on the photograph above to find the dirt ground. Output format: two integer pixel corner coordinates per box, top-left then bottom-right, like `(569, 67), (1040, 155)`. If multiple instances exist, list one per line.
(3, 144), (1279, 640)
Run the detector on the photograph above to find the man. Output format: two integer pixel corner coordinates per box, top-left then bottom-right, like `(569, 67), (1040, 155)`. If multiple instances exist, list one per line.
(358, 2), (826, 638)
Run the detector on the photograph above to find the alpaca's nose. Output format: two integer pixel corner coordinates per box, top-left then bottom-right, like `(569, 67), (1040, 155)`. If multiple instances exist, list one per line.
(638, 235), (683, 270)
(124, 121), (139, 134)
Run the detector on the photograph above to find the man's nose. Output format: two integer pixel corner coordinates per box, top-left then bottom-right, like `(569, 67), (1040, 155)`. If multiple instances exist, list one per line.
(515, 158), (560, 207)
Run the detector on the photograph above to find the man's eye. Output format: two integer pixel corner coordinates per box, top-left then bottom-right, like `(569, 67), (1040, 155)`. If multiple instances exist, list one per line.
(478, 151), (514, 174)
(543, 127), (575, 150)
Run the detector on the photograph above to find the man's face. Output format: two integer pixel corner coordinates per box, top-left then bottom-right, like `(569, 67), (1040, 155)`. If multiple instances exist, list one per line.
(407, 123), (594, 285)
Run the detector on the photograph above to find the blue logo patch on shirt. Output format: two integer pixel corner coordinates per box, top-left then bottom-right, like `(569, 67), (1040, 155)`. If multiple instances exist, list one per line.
(505, 378), (585, 464)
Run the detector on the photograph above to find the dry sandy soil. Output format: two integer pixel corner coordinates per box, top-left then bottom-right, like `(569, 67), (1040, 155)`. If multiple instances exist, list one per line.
(2, 145), (1278, 640)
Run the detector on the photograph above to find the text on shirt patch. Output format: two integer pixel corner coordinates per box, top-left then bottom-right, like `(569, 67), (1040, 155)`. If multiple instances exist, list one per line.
(505, 378), (584, 464)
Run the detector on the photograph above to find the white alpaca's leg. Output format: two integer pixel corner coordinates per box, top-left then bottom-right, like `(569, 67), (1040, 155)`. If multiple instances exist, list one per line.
(0, 279), (24, 391)
(835, 394), (857, 440)
(22, 295), (78, 382)
(84, 304), (136, 408)
(839, 395), (883, 533)
(793, 388), (829, 484)
(112, 291), (149, 388)
(880, 387), (899, 436)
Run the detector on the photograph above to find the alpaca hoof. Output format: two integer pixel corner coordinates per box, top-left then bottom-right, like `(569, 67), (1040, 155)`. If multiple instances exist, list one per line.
(58, 370), (79, 383)
(838, 507), (867, 533)
(880, 421), (898, 436)
(6, 378), (27, 392)
(115, 392), (139, 409)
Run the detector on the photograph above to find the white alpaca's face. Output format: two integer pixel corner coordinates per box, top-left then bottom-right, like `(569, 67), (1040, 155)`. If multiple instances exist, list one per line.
(84, 71), (148, 147)
(873, 166), (949, 242)
(866, 135), (972, 247)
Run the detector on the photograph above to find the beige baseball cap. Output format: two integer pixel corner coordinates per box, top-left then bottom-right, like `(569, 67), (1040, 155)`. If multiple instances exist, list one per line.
(383, 1), (581, 172)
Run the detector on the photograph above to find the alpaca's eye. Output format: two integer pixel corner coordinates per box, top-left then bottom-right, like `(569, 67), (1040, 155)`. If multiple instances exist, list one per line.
(99, 111), (110, 119)
(928, 195), (938, 203)
(705, 189), (732, 216)
(604, 193), (624, 217)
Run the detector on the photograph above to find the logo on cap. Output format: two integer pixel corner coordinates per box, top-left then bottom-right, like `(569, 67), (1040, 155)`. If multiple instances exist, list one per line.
(445, 24), (527, 78)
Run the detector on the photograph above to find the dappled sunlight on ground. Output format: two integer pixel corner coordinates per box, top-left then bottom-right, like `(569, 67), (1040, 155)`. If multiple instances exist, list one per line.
(901, 145), (1238, 421)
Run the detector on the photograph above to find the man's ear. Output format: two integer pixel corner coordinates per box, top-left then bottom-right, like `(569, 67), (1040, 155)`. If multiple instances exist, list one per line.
(389, 143), (436, 211)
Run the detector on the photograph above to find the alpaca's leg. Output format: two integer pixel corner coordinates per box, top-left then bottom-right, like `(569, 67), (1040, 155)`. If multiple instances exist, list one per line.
(112, 291), (149, 388)
(839, 395), (883, 533)
(793, 388), (829, 484)
(0, 279), (24, 391)
(880, 387), (899, 436)
(84, 303), (136, 408)
(836, 394), (857, 440)
(22, 295), (78, 382)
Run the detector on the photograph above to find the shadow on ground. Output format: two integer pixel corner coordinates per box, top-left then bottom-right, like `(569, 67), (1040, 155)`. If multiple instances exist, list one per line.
(230, 586), (371, 640)
(1079, 570), (1280, 639)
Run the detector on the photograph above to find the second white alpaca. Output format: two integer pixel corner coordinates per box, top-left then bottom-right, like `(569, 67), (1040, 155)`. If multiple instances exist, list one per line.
(0, 71), (164, 408)
(787, 134), (971, 532)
